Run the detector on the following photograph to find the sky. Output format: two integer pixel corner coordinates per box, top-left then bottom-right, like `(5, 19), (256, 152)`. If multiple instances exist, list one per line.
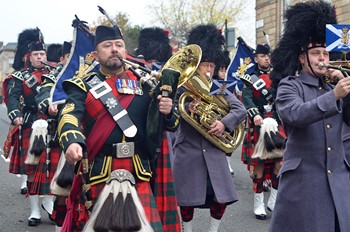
(0, 0), (155, 44)
(0, 0), (255, 46)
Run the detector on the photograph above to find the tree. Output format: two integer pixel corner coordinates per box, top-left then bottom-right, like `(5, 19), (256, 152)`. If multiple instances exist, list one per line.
(90, 13), (142, 53)
(149, 0), (248, 48)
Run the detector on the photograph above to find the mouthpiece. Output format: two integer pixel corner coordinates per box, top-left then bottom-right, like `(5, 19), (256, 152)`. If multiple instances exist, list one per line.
(318, 62), (327, 69)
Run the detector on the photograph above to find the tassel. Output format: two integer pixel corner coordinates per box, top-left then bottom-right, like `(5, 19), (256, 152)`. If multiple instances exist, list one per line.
(270, 132), (286, 149)
(123, 186), (142, 231)
(263, 132), (275, 152)
(56, 161), (75, 188)
(109, 186), (125, 231)
(93, 192), (114, 232)
(30, 135), (46, 156)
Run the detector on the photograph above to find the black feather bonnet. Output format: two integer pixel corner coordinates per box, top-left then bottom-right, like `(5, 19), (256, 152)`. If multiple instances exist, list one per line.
(135, 27), (172, 62)
(13, 28), (45, 70)
(270, 0), (337, 87)
(187, 24), (227, 65)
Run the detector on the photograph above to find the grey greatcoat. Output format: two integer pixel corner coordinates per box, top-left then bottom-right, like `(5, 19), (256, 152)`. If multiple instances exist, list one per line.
(269, 71), (350, 232)
(172, 90), (246, 206)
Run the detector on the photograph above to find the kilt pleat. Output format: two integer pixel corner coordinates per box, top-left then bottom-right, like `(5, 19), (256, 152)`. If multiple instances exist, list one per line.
(153, 135), (181, 232)
(30, 146), (60, 195)
(9, 127), (36, 175)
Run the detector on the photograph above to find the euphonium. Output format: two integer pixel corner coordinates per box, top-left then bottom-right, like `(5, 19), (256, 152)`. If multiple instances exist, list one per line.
(178, 70), (244, 154)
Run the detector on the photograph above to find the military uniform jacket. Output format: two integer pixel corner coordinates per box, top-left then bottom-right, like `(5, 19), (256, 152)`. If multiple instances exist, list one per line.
(58, 70), (179, 180)
(7, 67), (50, 126)
(241, 69), (278, 121)
(172, 88), (246, 206)
(269, 71), (350, 232)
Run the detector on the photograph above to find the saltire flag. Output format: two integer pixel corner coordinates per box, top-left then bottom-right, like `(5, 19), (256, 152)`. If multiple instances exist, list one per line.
(50, 19), (97, 105)
(326, 24), (350, 52)
(226, 37), (255, 92)
(209, 79), (238, 96)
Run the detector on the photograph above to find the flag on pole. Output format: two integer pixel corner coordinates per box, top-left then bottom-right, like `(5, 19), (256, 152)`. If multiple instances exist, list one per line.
(326, 24), (350, 52)
(226, 37), (255, 92)
(50, 19), (97, 105)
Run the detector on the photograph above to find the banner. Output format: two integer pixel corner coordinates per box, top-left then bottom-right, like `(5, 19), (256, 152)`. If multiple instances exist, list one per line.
(50, 20), (97, 105)
(226, 37), (255, 92)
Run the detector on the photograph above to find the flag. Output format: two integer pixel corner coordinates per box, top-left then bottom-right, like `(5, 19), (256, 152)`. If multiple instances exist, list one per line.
(326, 24), (350, 52)
(50, 20), (97, 105)
(209, 79), (237, 96)
(226, 37), (255, 92)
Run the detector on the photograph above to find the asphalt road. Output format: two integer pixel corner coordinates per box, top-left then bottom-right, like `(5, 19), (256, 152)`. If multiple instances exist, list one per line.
(0, 104), (271, 232)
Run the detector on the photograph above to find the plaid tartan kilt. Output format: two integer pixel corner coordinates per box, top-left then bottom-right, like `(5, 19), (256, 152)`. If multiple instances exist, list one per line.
(152, 135), (181, 232)
(9, 127), (36, 175)
(3, 124), (17, 159)
(70, 156), (163, 232)
(241, 112), (285, 170)
(30, 146), (60, 195)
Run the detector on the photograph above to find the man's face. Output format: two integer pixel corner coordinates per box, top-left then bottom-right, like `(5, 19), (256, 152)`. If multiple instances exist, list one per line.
(198, 61), (216, 81)
(94, 39), (127, 70)
(299, 47), (329, 78)
(29, 50), (47, 69)
(254, 54), (270, 70)
(60, 53), (70, 66)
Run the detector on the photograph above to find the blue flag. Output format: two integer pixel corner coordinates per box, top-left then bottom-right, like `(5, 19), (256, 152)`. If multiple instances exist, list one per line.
(209, 79), (238, 96)
(326, 24), (350, 52)
(226, 37), (255, 92)
(50, 21), (97, 104)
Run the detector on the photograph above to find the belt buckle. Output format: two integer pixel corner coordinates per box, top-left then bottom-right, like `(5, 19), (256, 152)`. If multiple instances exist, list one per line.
(253, 79), (266, 90)
(114, 142), (134, 158)
(90, 81), (112, 99)
(25, 75), (38, 88)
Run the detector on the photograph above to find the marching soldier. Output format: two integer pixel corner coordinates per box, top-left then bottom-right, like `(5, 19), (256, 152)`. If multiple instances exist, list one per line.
(269, 1), (350, 231)
(172, 24), (246, 232)
(35, 41), (72, 231)
(240, 44), (285, 220)
(7, 29), (57, 226)
(58, 24), (180, 231)
(135, 27), (181, 231)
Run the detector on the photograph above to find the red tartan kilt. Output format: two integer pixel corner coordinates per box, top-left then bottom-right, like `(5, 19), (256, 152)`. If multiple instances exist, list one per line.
(152, 135), (181, 232)
(9, 127), (36, 174)
(30, 146), (60, 195)
(83, 156), (162, 231)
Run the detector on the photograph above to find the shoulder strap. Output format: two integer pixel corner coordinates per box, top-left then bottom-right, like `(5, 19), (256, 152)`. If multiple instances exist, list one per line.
(242, 74), (274, 104)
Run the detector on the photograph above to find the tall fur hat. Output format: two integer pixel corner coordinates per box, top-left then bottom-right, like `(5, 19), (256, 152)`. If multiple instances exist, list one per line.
(270, 0), (337, 87)
(13, 28), (44, 70)
(135, 27), (172, 62)
(187, 24), (226, 65)
(47, 43), (62, 63)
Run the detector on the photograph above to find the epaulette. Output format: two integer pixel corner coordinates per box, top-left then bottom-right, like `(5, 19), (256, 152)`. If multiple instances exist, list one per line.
(11, 71), (24, 81)
(63, 77), (87, 92)
(42, 73), (57, 83)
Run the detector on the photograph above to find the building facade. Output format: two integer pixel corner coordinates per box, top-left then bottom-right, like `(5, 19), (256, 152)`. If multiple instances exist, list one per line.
(255, 0), (350, 48)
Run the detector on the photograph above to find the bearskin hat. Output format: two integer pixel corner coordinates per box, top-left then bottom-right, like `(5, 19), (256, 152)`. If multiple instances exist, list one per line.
(135, 27), (172, 62)
(270, 0), (337, 88)
(187, 24), (226, 65)
(13, 28), (44, 70)
(47, 43), (62, 63)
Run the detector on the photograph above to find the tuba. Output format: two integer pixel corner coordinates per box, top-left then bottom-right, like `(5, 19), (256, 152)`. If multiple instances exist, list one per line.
(178, 66), (245, 154)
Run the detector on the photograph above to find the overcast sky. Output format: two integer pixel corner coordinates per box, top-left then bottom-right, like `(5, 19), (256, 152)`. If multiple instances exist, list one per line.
(1, 0), (255, 46)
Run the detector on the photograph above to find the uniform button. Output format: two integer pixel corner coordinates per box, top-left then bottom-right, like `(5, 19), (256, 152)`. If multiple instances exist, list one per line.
(203, 149), (206, 152)
(327, 170), (332, 174)
(327, 147), (332, 152)
(326, 124), (331, 129)
(319, 86), (322, 90)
